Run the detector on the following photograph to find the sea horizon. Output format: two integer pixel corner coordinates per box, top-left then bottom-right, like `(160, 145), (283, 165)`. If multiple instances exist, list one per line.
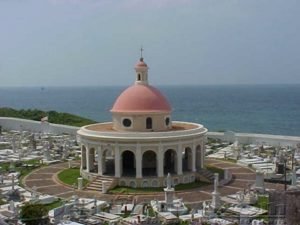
(1, 83), (300, 88)
(1, 84), (299, 136)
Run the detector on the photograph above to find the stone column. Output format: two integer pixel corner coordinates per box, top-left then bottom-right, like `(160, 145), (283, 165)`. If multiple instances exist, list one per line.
(201, 140), (205, 169)
(9, 200), (15, 213)
(81, 145), (85, 170)
(68, 159), (72, 169)
(114, 144), (121, 178)
(164, 173), (174, 208)
(158, 145), (164, 177)
(78, 177), (83, 190)
(97, 146), (102, 176)
(120, 155), (123, 177)
(102, 181), (109, 194)
(89, 148), (95, 172)
(136, 144), (142, 178)
(11, 174), (15, 191)
(102, 152), (106, 174)
(93, 197), (98, 214)
(86, 145), (90, 172)
(102, 146), (108, 174)
(255, 170), (265, 192)
(31, 186), (37, 200)
(211, 173), (220, 209)
(177, 144), (182, 175)
(291, 169), (297, 186)
(192, 142), (196, 172)
(239, 214), (250, 225)
(224, 168), (230, 180)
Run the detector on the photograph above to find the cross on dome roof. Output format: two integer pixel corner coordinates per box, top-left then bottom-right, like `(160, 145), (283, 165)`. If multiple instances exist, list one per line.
(138, 46), (146, 64)
(135, 48), (148, 68)
(140, 46), (143, 59)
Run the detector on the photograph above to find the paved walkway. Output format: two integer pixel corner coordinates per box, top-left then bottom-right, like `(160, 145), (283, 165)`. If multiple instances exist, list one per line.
(23, 159), (284, 207)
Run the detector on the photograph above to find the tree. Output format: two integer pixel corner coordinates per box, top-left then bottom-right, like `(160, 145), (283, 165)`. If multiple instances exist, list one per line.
(20, 203), (49, 225)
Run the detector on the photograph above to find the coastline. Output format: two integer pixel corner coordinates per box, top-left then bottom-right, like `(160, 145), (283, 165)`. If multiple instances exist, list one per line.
(1, 85), (300, 136)
(1, 117), (299, 147)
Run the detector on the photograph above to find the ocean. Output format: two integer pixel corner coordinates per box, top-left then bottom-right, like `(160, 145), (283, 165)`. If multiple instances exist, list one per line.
(0, 84), (299, 136)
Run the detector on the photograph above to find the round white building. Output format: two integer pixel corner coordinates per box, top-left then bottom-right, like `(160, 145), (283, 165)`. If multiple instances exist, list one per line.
(78, 56), (207, 188)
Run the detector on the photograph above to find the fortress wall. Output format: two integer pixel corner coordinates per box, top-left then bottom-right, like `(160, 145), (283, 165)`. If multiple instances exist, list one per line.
(0, 117), (78, 136)
(0, 117), (299, 146)
(208, 131), (300, 147)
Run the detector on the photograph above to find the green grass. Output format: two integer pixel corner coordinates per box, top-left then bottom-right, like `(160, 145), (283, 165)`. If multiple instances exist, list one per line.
(254, 195), (269, 210)
(146, 206), (156, 217)
(109, 181), (209, 194)
(0, 199), (6, 205)
(0, 107), (96, 127)
(122, 211), (132, 218)
(207, 137), (219, 144)
(0, 160), (43, 186)
(44, 200), (64, 211)
(253, 195), (269, 223)
(23, 159), (41, 165)
(175, 181), (209, 190)
(57, 168), (88, 187)
(0, 162), (10, 172)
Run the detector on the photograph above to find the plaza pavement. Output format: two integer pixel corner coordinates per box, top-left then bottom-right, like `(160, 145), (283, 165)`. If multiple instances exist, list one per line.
(23, 159), (284, 207)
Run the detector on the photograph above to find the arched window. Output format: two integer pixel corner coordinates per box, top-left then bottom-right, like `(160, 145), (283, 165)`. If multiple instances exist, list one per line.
(165, 117), (170, 126)
(137, 74), (141, 81)
(146, 117), (152, 129)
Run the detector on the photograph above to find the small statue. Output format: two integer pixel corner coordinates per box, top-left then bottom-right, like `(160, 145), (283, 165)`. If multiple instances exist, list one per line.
(167, 173), (172, 189)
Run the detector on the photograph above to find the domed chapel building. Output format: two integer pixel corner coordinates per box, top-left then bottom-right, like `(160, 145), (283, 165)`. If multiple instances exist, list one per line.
(77, 54), (207, 188)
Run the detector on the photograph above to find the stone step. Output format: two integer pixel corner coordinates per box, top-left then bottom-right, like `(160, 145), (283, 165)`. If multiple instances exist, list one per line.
(200, 171), (213, 177)
(96, 178), (114, 182)
(88, 181), (103, 184)
(84, 176), (114, 192)
(89, 183), (102, 187)
(202, 172), (213, 177)
(86, 187), (102, 192)
(86, 183), (103, 189)
(198, 169), (215, 182)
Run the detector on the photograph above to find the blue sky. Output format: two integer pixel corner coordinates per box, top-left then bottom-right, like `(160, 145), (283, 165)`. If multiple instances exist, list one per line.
(0, 0), (299, 86)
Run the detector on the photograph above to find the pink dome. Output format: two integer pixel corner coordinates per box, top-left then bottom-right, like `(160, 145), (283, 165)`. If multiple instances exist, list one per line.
(111, 84), (172, 113)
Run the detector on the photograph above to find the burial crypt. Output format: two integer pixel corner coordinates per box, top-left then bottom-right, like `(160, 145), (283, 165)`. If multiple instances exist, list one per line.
(77, 55), (207, 188)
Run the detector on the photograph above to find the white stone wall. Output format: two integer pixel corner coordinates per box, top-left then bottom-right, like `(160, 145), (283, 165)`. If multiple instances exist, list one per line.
(1, 117), (299, 147)
(208, 131), (300, 147)
(0, 117), (78, 135)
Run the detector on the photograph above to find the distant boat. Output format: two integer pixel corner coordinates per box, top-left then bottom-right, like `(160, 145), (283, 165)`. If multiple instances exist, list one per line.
(41, 87), (45, 91)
